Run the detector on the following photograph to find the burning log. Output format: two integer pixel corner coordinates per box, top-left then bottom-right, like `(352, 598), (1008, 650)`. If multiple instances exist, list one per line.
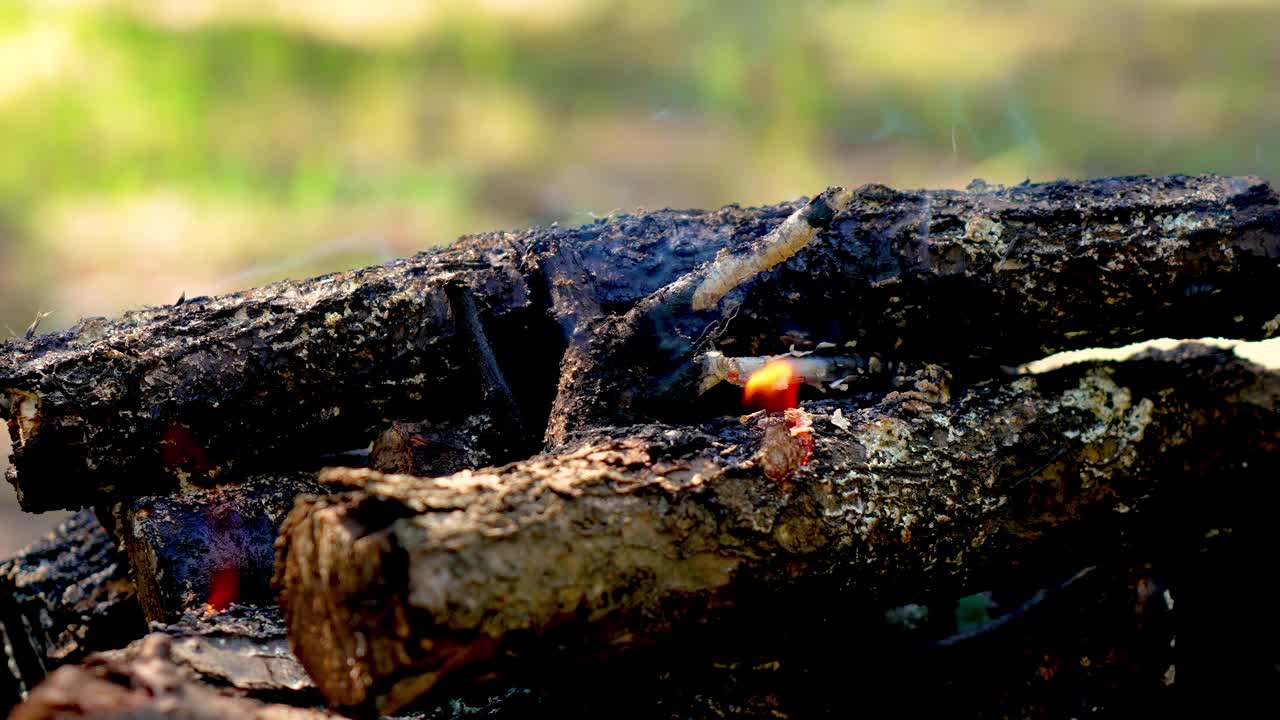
(275, 345), (1279, 716)
(1, 510), (145, 710)
(3, 175), (1279, 510)
(0, 196), (747, 511)
(115, 474), (329, 623)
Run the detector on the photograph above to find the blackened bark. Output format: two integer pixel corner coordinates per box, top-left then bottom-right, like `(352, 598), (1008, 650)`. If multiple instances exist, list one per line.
(3, 175), (1278, 511)
(117, 474), (329, 623)
(274, 346), (1280, 716)
(0, 511), (145, 712)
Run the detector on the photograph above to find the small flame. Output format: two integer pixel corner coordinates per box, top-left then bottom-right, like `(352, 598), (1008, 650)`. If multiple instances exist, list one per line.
(743, 359), (799, 412)
(204, 566), (240, 614)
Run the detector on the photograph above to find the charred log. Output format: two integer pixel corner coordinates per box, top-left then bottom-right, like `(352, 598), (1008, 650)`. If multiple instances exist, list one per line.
(0, 510), (145, 712)
(274, 346), (1280, 716)
(3, 175), (1279, 510)
(117, 474), (329, 623)
(15, 550), (1265, 720)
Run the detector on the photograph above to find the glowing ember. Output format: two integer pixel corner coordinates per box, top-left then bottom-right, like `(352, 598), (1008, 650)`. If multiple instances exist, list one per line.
(204, 566), (240, 613)
(743, 359), (800, 411)
(161, 422), (212, 474)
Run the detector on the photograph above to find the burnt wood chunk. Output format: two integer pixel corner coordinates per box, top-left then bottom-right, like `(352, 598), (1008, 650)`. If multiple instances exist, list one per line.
(3, 175), (1278, 510)
(1, 510), (145, 712)
(274, 346), (1280, 716)
(119, 474), (329, 623)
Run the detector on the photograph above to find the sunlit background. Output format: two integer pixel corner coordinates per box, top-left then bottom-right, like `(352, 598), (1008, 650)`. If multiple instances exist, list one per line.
(3, 0), (1279, 551)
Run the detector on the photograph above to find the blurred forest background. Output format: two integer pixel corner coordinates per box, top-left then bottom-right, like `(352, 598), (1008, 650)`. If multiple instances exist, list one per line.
(2, 0), (1279, 552)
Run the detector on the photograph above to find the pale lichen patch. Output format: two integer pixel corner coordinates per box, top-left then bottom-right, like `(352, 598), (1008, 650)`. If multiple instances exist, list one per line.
(1054, 368), (1154, 474)
(72, 317), (111, 346)
(963, 215), (1006, 256)
(1057, 369), (1134, 442)
(859, 416), (914, 467)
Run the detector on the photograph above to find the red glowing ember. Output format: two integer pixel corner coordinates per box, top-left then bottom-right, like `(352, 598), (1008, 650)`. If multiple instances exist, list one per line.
(161, 422), (212, 474)
(204, 566), (240, 614)
(743, 359), (800, 411)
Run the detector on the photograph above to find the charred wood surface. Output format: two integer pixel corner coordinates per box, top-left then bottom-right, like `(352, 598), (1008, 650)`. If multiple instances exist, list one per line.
(3, 175), (1279, 510)
(8, 632), (335, 720)
(274, 346), (1280, 716)
(0, 510), (145, 712)
(117, 474), (329, 623)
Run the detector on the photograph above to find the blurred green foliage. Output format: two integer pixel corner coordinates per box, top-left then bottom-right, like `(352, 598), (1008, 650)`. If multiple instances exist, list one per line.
(0, 0), (1277, 333)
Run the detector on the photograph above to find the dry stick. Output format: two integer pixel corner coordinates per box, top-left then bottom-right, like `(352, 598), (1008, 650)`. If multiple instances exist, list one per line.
(275, 346), (1279, 716)
(3, 175), (1279, 510)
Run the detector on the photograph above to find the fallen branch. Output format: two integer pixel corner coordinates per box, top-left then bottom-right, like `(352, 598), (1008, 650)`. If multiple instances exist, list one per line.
(275, 345), (1280, 716)
(3, 175), (1278, 510)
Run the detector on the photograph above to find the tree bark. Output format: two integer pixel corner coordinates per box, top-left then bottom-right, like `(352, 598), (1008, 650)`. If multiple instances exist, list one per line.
(274, 345), (1280, 716)
(3, 175), (1278, 511)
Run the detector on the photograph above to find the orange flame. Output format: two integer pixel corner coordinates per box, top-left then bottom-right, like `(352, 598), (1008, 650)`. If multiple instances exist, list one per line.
(743, 359), (800, 412)
(204, 566), (240, 614)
